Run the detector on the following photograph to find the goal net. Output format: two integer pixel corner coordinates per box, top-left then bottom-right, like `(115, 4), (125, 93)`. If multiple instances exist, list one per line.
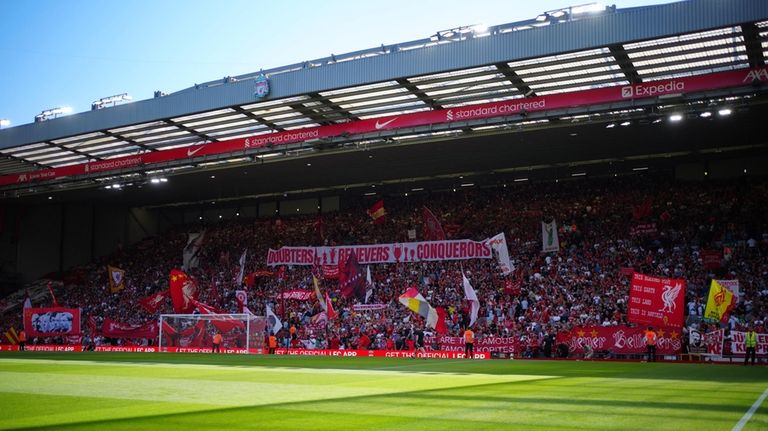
(158, 313), (266, 352)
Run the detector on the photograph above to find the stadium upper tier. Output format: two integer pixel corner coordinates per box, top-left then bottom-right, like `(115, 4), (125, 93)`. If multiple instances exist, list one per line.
(1, 0), (767, 203)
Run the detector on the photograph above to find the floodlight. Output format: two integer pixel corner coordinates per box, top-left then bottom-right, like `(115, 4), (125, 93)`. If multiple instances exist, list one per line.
(718, 108), (732, 116)
(35, 106), (73, 122)
(91, 93), (132, 110)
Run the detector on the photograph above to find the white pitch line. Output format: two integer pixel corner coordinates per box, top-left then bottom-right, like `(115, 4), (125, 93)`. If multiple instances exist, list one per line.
(732, 387), (768, 431)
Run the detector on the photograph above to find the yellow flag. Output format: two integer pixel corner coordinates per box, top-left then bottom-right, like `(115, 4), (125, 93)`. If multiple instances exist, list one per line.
(313, 275), (326, 312)
(107, 265), (126, 293)
(704, 279), (735, 323)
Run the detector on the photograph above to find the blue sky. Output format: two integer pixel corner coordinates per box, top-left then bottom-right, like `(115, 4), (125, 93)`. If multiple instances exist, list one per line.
(0, 0), (675, 128)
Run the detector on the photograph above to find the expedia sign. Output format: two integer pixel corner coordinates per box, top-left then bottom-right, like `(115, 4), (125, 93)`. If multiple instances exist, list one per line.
(254, 74), (270, 98)
(621, 80), (685, 98)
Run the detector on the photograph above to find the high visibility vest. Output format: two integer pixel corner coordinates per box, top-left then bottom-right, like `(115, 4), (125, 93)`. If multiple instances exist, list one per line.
(746, 331), (758, 348)
(645, 331), (656, 346)
(464, 330), (474, 344)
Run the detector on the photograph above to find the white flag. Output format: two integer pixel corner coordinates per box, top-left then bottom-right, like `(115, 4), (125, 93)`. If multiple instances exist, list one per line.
(235, 290), (247, 312)
(462, 271), (480, 328)
(236, 249), (247, 286)
(541, 221), (559, 253)
(485, 232), (513, 275)
(265, 304), (283, 335)
(365, 266), (374, 304)
(182, 231), (205, 271)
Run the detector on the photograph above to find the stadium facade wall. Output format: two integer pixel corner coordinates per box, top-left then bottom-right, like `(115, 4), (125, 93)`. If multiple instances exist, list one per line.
(1, 0), (766, 149)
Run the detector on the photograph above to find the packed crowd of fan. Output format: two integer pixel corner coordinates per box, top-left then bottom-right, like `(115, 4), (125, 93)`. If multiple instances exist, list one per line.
(3, 174), (767, 355)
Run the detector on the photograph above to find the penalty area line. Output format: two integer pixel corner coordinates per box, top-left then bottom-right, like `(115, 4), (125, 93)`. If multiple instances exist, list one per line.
(732, 387), (768, 431)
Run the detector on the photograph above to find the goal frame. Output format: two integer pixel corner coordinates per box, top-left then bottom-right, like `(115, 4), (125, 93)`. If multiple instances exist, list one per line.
(158, 313), (264, 352)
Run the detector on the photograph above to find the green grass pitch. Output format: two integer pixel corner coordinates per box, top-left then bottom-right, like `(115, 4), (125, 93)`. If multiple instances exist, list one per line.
(1, 352), (766, 430)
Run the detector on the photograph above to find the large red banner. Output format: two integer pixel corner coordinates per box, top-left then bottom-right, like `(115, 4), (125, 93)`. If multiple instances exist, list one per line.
(628, 273), (686, 328)
(562, 325), (683, 355)
(101, 318), (159, 339)
(267, 239), (492, 266)
(2, 67), (766, 187)
(276, 290), (314, 300)
(23, 307), (81, 337)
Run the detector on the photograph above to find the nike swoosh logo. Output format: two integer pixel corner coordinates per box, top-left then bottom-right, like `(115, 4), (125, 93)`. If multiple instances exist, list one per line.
(374, 117), (398, 130)
(187, 146), (204, 157)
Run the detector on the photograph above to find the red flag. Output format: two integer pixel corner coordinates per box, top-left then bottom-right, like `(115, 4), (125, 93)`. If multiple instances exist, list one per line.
(243, 270), (274, 287)
(632, 197), (652, 220)
(169, 269), (199, 314)
(161, 320), (177, 336)
(243, 273), (256, 288)
(367, 200), (386, 225)
(23, 289), (32, 309)
(628, 273), (686, 328)
(323, 265), (339, 279)
(138, 290), (169, 314)
(193, 300), (245, 333)
(235, 290), (247, 313)
(314, 214), (325, 240)
(88, 315), (98, 336)
(422, 206), (446, 241)
(326, 293), (337, 320)
(339, 251), (366, 302)
(101, 318), (158, 339)
(47, 281), (59, 307)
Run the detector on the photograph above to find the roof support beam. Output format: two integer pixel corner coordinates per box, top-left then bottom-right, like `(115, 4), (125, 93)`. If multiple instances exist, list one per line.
(45, 140), (104, 161)
(309, 92), (359, 122)
(290, 93), (358, 126)
(740, 22), (766, 68)
(232, 106), (285, 132)
(396, 78), (442, 109)
(101, 130), (157, 152)
(495, 63), (535, 97)
(2, 153), (48, 169)
(609, 44), (642, 84)
(163, 119), (217, 143)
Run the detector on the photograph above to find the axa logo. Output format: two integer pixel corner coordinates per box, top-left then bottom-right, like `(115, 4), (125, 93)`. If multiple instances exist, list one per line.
(621, 86), (633, 98)
(743, 68), (768, 83)
(446, 110), (454, 121)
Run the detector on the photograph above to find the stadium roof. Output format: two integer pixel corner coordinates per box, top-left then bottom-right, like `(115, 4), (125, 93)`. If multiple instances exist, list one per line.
(1, 0), (767, 206)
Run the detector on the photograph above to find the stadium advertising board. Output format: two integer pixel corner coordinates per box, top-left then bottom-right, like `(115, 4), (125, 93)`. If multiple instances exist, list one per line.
(23, 307), (81, 337)
(2, 66), (767, 187)
(628, 273), (686, 328)
(274, 348), (490, 359)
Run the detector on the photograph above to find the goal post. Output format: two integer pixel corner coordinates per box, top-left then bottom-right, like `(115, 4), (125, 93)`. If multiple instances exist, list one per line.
(158, 313), (266, 353)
